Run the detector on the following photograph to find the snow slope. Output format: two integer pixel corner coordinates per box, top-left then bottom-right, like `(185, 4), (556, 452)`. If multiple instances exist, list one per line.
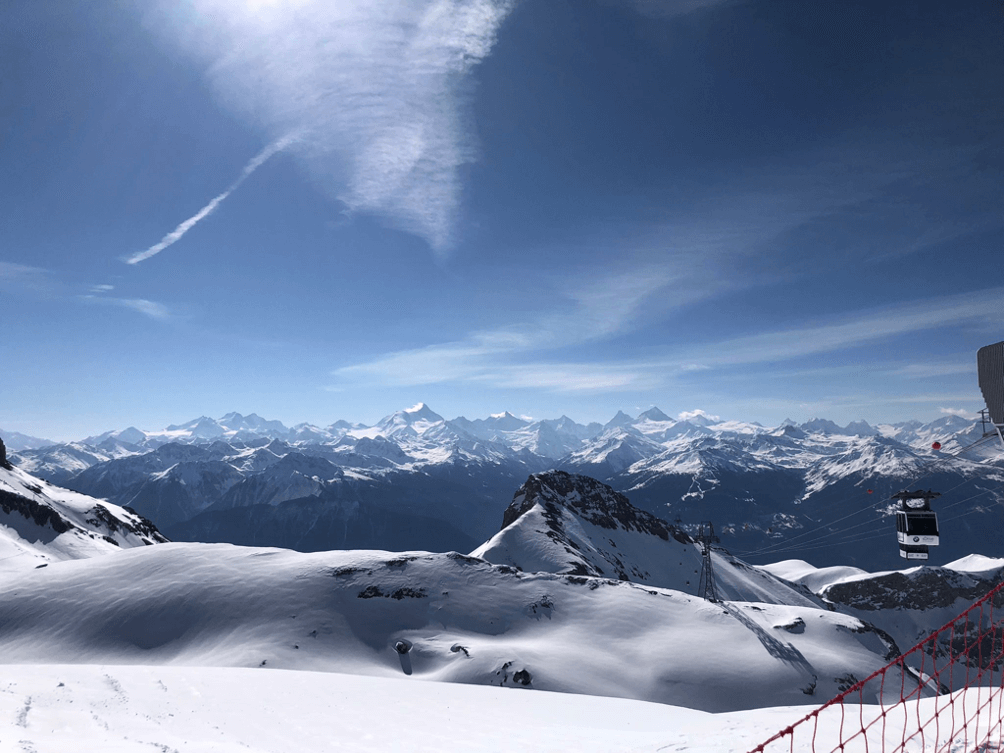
(0, 462), (166, 566)
(4, 664), (998, 752)
(0, 542), (900, 713)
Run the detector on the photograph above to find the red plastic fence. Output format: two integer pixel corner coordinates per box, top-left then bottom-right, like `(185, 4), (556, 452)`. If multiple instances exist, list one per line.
(751, 580), (1004, 752)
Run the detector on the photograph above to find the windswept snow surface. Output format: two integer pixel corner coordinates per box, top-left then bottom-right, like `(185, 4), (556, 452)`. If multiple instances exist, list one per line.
(0, 543), (899, 715)
(2, 665), (999, 752)
(0, 664), (902, 753)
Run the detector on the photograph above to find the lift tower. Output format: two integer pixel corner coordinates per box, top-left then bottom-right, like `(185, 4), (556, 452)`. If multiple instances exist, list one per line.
(697, 521), (720, 603)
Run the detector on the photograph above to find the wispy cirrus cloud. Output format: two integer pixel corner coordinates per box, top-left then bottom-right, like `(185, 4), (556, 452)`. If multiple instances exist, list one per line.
(82, 294), (172, 321)
(331, 263), (686, 391)
(888, 362), (976, 379)
(671, 288), (1004, 370)
(331, 286), (1004, 394)
(0, 262), (57, 295)
(154, 0), (515, 256)
(123, 136), (294, 265)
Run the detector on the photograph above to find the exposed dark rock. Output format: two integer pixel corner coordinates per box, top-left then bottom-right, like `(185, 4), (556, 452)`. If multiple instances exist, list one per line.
(495, 660), (513, 685)
(331, 566), (366, 578)
(0, 488), (75, 534)
(776, 617), (806, 634)
(389, 587), (428, 600)
(835, 673), (859, 693)
(513, 669), (532, 686)
(386, 556), (418, 568)
(823, 568), (1004, 612)
(86, 504), (168, 544)
(356, 585), (428, 600)
(120, 506), (169, 542)
(446, 552), (485, 567)
(0, 436), (10, 469)
(497, 471), (694, 579)
(842, 621), (901, 661)
(502, 471), (691, 545)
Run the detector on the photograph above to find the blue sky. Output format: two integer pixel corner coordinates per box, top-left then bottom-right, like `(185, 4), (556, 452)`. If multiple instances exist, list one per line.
(2, 0), (1002, 441)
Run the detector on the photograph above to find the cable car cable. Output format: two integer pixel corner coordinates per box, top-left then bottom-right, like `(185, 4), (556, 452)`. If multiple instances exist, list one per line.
(735, 435), (1000, 558)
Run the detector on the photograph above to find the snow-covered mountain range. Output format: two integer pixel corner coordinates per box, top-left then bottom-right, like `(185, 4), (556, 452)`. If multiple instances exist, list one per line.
(0, 459), (1001, 749)
(7, 405), (1003, 571)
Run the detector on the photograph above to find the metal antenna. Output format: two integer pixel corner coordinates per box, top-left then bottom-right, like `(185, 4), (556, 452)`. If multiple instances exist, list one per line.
(697, 521), (720, 603)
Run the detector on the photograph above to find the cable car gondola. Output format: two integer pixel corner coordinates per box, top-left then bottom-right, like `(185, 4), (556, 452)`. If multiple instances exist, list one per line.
(892, 490), (940, 560)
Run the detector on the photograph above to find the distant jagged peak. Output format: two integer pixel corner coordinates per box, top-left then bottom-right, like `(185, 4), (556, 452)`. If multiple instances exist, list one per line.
(539, 415), (600, 440)
(799, 417), (847, 435)
(379, 403), (445, 428)
(603, 410), (635, 430)
(403, 402), (441, 419)
(543, 414), (579, 430)
(927, 413), (977, 430)
(592, 425), (646, 443)
(772, 423), (808, 439)
(483, 411), (530, 431)
(351, 435), (411, 460)
(0, 429), (56, 452)
(219, 412), (288, 434)
(327, 419), (363, 431)
(636, 406), (671, 423)
(114, 426), (147, 445)
(501, 470), (683, 540)
(264, 438), (291, 454)
(165, 415), (215, 432)
(843, 420), (878, 437)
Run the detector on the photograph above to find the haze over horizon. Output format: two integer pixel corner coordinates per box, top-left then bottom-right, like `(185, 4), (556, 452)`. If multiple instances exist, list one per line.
(3, 0), (1000, 441)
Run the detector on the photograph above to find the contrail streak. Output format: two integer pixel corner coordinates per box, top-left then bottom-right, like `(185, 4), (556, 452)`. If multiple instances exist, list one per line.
(123, 136), (294, 265)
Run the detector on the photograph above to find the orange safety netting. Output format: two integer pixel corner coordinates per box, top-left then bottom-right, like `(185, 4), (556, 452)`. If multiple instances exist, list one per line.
(751, 580), (1004, 752)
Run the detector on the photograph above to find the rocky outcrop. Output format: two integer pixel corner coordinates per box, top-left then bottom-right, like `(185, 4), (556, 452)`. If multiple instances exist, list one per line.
(0, 436), (10, 470)
(821, 566), (1004, 612)
(502, 470), (690, 544)
(477, 471), (822, 606)
(0, 487), (73, 534)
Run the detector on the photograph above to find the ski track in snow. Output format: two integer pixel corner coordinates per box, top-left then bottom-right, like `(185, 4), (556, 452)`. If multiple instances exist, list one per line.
(0, 665), (994, 752)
